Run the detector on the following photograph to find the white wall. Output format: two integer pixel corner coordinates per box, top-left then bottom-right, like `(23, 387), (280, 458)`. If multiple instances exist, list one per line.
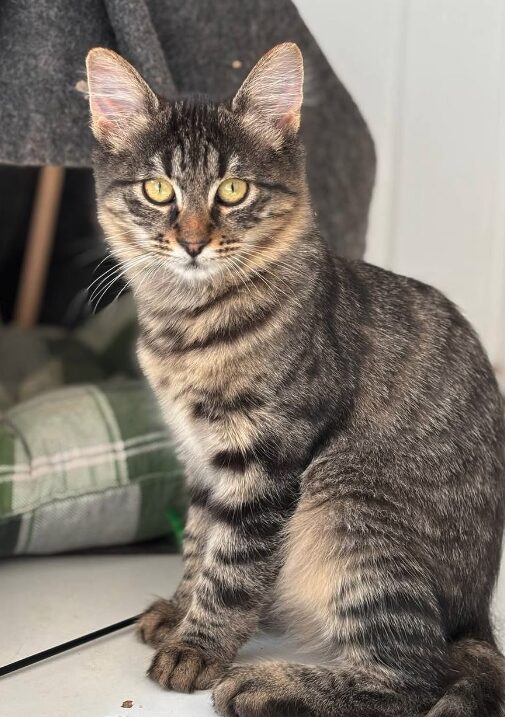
(296, 0), (505, 383)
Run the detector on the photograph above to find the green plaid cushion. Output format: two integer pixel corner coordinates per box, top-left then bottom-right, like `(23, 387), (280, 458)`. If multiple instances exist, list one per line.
(0, 380), (185, 556)
(0, 297), (186, 556)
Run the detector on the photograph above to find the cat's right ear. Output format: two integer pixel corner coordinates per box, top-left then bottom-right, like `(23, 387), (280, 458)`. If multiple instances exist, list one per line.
(232, 43), (304, 146)
(86, 48), (158, 149)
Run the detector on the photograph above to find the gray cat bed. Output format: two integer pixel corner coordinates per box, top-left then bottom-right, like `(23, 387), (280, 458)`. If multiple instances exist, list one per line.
(0, 0), (375, 259)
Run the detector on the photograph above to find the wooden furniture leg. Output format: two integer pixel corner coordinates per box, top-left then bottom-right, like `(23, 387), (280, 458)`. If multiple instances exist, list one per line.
(14, 165), (65, 328)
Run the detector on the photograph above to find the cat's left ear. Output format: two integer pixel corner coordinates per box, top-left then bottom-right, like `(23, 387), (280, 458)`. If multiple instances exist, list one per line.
(86, 48), (158, 149)
(232, 43), (304, 141)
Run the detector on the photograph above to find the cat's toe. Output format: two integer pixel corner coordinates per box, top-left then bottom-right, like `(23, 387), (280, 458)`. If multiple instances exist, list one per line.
(213, 664), (311, 717)
(148, 643), (225, 693)
(136, 598), (183, 647)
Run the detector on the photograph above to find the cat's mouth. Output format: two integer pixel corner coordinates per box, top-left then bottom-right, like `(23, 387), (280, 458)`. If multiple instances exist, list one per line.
(179, 255), (206, 272)
(169, 251), (223, 283)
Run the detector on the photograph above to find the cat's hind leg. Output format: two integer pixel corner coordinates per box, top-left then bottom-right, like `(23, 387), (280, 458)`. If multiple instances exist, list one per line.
(214, 466), (449, 716)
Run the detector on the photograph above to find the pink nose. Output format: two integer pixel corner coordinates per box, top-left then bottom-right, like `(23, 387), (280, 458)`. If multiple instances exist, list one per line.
(178, 239), (209, 257)
(176, 213), (209, 257)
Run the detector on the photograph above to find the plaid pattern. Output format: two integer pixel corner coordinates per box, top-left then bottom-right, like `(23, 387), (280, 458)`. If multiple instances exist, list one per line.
(0, 381), (186, 556)
(0, 298), (186, 556)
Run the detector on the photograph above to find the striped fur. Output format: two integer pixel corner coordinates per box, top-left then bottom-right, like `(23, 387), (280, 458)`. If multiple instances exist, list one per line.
(87, 45), (505, 716)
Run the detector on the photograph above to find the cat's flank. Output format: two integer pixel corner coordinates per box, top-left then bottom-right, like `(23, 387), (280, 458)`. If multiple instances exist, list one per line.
(86, 44), (505, 716)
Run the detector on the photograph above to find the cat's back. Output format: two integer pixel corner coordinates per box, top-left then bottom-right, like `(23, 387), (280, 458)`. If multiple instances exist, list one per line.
(339, 256), (482, 349)
(336, 255), (498, 380)
(330, 255), (504, 452)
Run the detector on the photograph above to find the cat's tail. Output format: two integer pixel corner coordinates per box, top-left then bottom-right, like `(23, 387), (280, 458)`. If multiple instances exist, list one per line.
(427, 637), (505, 717)
(213, 637), (505, 717)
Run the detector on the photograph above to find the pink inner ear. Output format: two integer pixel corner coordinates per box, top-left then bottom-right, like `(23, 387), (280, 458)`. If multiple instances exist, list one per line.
(87, 51), (150, 132)
(235, 44), (304, 131)
(264, 52), (303, 124)
(92, 92), (142, 119)
(278, 109), (300, 132)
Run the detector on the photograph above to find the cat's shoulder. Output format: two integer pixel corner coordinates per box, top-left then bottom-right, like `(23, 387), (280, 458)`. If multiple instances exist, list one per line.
(334, 255), (453, 308)
(330, 255), (476, 339)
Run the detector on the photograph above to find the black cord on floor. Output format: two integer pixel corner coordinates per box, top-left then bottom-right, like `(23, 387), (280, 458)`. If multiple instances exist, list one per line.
(0, 614), (140, 677)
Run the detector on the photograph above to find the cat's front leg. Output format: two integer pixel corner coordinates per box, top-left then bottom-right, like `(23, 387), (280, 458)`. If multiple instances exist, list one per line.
(137, 500), (209, 646)
(147, 484), (289, 692)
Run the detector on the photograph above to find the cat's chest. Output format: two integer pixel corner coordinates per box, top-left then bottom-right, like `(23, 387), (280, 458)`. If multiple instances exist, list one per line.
(138, 341), (259, 469)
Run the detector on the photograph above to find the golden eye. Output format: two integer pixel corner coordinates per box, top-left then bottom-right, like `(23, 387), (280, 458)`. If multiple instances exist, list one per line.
(216, 178), (249, 206)
(142, 178), (175, 205)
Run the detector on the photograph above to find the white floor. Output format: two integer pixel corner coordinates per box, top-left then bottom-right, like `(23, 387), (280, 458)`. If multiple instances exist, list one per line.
(0, 554), (306, 717)
(2, 552), (505, 717)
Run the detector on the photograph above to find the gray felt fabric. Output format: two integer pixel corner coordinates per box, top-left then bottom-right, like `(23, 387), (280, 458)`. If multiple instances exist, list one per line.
(0, 0), (375, 258)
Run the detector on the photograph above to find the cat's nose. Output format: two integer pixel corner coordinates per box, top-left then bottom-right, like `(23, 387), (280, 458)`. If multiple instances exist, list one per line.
(176, 213), (210, 257)
(178, 238), (209, 257)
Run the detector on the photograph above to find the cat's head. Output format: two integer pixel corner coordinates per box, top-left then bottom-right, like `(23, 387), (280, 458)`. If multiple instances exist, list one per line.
(86, 43), (310, 288)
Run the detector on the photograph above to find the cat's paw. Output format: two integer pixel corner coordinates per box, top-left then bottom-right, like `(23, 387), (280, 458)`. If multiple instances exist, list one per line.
(148, 643), (226, 693)
(213, 664), (310, 717)
(136, 598), (184, 647)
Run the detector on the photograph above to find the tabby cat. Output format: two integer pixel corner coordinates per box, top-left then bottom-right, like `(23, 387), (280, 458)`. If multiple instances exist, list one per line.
(86, 44), (505, 717)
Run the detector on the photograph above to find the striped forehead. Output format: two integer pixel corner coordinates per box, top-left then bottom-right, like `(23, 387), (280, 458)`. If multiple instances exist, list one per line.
(152, 144), (240, 192)
(141, 101), (244, 189)
(169, 141), (221, 179)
